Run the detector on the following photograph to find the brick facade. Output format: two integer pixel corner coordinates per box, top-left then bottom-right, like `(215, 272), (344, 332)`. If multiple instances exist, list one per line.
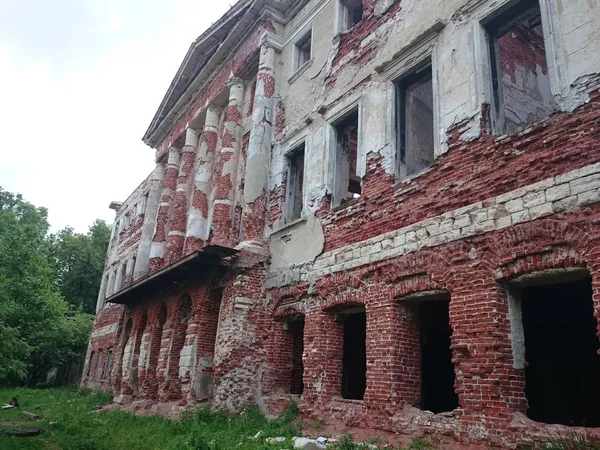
(82, 0), (600, 446)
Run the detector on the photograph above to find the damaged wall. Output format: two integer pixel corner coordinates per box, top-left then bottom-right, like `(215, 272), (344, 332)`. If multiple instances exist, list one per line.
(82, 0), (600, 446)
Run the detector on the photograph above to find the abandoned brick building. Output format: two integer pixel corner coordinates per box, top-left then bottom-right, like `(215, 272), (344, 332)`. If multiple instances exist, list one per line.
(81, 0), (600, 445)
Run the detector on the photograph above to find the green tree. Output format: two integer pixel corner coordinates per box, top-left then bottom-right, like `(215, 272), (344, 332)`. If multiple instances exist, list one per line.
(0, 187), (93, 385)
(50, 219), (110, 314)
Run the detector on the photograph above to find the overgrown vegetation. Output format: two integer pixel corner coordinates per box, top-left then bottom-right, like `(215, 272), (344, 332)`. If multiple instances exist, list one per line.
(0, 388), (443, 450)
(0, 388), (301, 450)
(0, 187), (110, 386)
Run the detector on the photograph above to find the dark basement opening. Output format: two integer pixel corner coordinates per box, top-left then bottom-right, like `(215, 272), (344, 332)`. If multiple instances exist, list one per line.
(287, 317), (305, 395)
(419, 298), (459, 413)
(521, 276), (600, 427)
(342, 311), (367, 400)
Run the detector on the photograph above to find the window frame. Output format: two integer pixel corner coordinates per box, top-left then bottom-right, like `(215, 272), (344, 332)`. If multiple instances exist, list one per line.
(285, 142), (307, 222)
(294, 29), (313, 71)
(330, 105), (362, 209)
(480, 0), (553, 134)
(395, 61), (435, 179)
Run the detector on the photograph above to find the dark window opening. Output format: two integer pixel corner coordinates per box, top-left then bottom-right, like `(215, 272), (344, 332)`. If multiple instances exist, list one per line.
(397, 64), (434, 177)
(296, 31), (312, 69)
(419, 299), (458, 413)
(95, 351), (104, 382)
(344, 0), (363, 30)
(286, 317), (305, 395)
(287, 145), (305, 221)
(342, 311), (367, 400)
(334, 110), (361, 207)
(103, 349), (113, 380)
(119, 263), (127, 290)
(486, 0), (554, 134)
(181, 295), (192, 325)
(87, 351), (95, 377)
(521, 277), (600, 427)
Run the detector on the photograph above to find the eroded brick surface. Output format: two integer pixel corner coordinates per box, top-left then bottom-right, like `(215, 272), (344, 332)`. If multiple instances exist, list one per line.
(82, 0), (600, 446)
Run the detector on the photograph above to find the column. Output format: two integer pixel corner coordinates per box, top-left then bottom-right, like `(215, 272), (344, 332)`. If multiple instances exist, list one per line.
(165, 129), (200, 264)
(133, 163), (166, 280)
(211, 78), (245, 247)
(241, 44), (277, 244)
(183, 105), (223, 255)
(149, 147), (181, 272)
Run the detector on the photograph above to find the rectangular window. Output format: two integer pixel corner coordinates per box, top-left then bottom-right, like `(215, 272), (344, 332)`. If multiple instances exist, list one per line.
(333, 109), (361, 208)
(284, 316), (305, 395)
(95, 350), (103, 382)
(103, 349), (113, 380)
(340, 0), (364, 31)
(87, 351), (95, 377)
(397, 64), (435, 177)
(418, 297), (458, 413)
(509, 275), (600, 427)
(486, 0), (554, 134)
(286, 144), (305, 221)
(342, 310), (366, 400)
(119, 263), (127, 290)
(295, 31), (312, 70)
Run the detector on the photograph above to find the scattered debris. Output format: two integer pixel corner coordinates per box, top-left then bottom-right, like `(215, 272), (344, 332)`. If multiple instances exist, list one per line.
(252, 430), (264, 440)
(0, 428), (45, 437)
(292, 436), (325, 449)
(23, 411), (40, 421)
(266, 437), (286, 444)
(1, 405), (15, 410)
(9, 397), (19, 407)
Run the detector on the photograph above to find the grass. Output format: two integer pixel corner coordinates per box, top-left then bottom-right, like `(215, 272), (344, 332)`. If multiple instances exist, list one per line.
(0, 388), (443, 450)
(0, 388), (300, 450)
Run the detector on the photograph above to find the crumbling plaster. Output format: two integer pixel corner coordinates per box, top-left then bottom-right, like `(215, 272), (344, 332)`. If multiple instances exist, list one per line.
(264, 0), (600, 241)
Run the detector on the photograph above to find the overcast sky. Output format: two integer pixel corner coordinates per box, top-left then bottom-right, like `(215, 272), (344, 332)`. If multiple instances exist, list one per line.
(0, 0), (231, 233)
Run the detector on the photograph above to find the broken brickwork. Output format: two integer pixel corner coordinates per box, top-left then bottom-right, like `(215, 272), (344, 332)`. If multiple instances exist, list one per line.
(82, 0), (600, 446)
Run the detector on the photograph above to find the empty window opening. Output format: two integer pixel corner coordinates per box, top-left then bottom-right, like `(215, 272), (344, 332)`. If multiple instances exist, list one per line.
(295, 31), (312, 70)
(285, 316), (305, 395)
(87, 351), (95, 377)
(397, 64), (434, 177)
(419, 299), (458, 413)
(487, 0), (554, 134)
(341, 0), (363, 30)
(515, 276), (600, 427)
(95, 350), (104, 382)
(286, 144), (305, 221)
(341, 310), (367, 400)
(119, 263), (127, 290)
(103, 349), (113, 380)
(333, 110), (361, 207)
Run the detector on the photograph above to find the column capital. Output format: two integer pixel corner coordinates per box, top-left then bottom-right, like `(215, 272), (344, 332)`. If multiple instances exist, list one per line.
(184, 128), (200, 148)
(167, 146), (181, 165)
(260, 33), (283, 53)
(206, 103), (224, 116)
(227, 76), (245, 89)
(151, 163), (166, 182)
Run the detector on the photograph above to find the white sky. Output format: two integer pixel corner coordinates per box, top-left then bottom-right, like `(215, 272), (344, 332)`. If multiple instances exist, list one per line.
(0, 0), (232, 233)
